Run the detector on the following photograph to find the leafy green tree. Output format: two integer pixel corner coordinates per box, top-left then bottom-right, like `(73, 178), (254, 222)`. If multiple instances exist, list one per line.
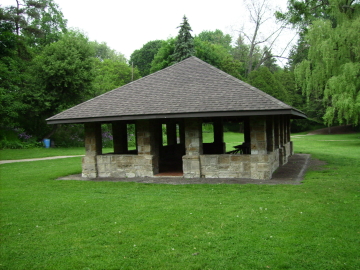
(130, 40), (163, 76)
(172, 15), (195, 62)
(295, 0), (360, 126)
(275, 1), (330, 126)
(274, 69), (298, 106)
(24, 31), (94, 137)
(248, 66), (289, 103)
(1, 1), (67, 131)
(197, 29), (232, 51)
(0, 56), (29, 128)
(150, 38), (176, 73)
(1, 0), (67, 51)
(91, 41), (126, 62)
(0, 21), (16, 57)
(90, 41), (136, 96)
(91, 58), (140, 97)
(150, 37), (243, 78)
(1, 1), (140, 141)
(31, 31), (94, 111)
(0, 20), (29, 128)
(275, 0), (332, 33)
(194, 39), (243, 79)
(275, 0), (334, 71)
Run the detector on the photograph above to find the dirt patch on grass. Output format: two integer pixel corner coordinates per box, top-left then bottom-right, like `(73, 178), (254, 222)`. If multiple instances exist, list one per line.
(307, 158), (327, 171)
(308, 125), (357, 135)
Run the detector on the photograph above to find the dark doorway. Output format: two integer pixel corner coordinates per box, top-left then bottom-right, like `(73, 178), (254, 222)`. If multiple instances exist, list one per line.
(158, 122), (185, 175)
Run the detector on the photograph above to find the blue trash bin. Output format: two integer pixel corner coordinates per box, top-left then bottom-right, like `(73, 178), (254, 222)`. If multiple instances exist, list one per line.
(43, 139), (51, 148)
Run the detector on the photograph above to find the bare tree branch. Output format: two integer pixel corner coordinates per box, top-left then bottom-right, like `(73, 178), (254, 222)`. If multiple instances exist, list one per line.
(236, 0), (298, 74)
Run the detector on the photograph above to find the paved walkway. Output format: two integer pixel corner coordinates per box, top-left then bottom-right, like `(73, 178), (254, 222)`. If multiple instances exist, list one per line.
(0, 155), (84, 164)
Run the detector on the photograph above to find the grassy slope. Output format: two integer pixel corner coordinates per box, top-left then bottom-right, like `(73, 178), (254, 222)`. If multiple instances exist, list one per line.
(0, 133), (359, 269)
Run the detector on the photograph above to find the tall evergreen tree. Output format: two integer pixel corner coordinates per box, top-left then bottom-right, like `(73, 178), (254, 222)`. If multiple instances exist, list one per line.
(172, 16), (195, 62)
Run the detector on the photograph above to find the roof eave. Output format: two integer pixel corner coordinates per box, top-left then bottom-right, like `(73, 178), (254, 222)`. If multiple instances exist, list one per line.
(46, 109), (307, 124)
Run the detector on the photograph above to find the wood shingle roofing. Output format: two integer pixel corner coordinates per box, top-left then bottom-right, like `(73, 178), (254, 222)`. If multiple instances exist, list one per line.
(47, 56), (306, 124)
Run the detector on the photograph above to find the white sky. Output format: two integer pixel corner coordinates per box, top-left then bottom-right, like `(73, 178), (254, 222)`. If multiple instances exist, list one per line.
(2, 0), (297, 65)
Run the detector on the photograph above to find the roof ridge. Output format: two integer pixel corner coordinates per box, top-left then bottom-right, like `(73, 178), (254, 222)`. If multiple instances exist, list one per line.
(127, 56), (196, 83)
(191, 57), (291, 109)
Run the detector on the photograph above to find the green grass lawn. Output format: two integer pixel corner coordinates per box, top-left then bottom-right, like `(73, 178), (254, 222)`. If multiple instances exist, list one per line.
(203, 131), (245, 152)
(1, 133), (359, 269)
(0, 132), (244, 160)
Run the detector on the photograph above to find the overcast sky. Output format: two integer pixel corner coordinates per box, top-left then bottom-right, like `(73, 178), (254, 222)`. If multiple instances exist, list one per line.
(2, 0), (297, 65)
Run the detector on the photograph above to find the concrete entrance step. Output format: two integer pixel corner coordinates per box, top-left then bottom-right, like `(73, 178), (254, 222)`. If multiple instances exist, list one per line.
(155, 172), (183, 177)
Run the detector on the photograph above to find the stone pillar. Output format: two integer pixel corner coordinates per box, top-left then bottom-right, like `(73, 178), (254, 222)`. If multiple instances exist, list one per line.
(136, 120), (159, 175)
(137, 120), (155, 155)
(266, 116), (275, 152)
(82, 122), (102, 178)
(213, 118), (225, 154)
(112, 122), (128, 154)
(183, 118), (202, 178)
(250, 116), (267, 155)
(167, 122), (177, 146)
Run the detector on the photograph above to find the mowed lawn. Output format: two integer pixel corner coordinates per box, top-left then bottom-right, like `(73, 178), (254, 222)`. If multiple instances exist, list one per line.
(0, 133), (359, 269)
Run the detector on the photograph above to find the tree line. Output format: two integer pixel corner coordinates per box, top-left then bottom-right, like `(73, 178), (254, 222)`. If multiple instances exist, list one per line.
(0, 0), (140, 144)
(1, 0), (359, 147)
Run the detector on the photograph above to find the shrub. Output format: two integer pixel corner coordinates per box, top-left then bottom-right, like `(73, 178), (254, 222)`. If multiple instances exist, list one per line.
(0, 127), (42, 149)
(51, 124), (84, 147)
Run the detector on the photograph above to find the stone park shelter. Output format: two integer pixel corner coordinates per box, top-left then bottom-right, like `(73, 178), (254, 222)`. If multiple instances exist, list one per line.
(47, 57), (306, 180)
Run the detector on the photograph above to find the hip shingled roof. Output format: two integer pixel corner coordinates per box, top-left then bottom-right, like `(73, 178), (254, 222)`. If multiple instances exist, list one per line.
(47, 56), (306, 124)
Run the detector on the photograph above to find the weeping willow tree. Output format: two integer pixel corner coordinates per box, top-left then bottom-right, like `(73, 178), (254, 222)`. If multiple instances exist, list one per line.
(295, 0), (360, 126)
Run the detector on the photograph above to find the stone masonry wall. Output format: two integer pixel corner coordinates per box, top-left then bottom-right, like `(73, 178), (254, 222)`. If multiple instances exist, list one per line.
(250, 152), (277, 180)
(279, 142), (292, 166)
(200, 151), (280, 180)
(96, 154), (156, 178)
(200, 155), (251, 178)
(93, 149), (283, 180)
